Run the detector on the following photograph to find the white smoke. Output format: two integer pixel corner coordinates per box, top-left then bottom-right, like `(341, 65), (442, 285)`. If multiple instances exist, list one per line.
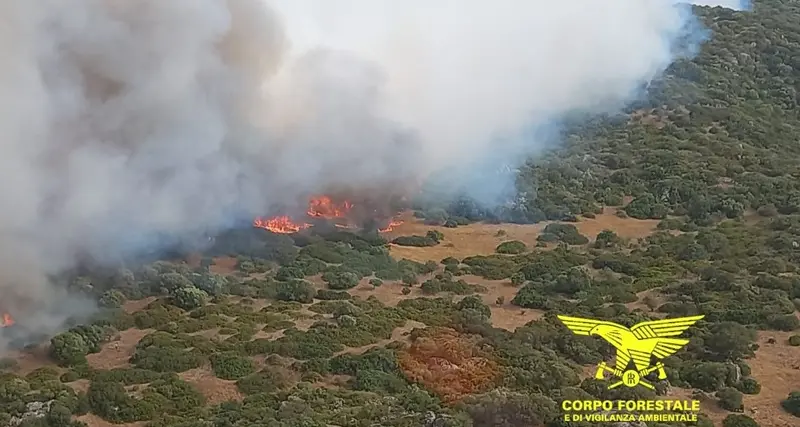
(0, 0), (744, 333)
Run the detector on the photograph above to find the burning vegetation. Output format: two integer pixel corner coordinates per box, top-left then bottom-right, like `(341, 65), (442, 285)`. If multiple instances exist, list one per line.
(1, 313), (14, 327)
(253, 194), (404, 234)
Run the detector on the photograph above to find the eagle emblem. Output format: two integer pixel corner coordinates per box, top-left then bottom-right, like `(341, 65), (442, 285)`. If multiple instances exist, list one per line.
(557, 315), (704, 389)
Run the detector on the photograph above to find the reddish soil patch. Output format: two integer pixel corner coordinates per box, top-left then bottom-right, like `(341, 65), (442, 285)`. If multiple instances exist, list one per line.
(73, 414), (146, 427)
(210, 256), (238, 275)
(179, 366), (244, 405)
(122, 297), (157, 314)
(86, 328), (153, 370)
(385, 208), (660, 263)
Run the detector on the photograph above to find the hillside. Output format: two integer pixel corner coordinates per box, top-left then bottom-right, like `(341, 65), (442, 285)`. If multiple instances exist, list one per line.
(3, 1), (800, 427)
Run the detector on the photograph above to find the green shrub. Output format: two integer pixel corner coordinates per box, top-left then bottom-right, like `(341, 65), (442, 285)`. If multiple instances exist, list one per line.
(170, 286), (208, 310)
(275, 279), (315, 303)
(323, 271), (360, 290)
(316, 289), (353, 300)
(716, 387), (744, 412)
(735, 378), (761, 395)
(782, 391), (800, 417)
(496, 240), (527, 254)
(722, 414), (759, 427)
(211, 353), (256, 380)
(236, 368), (287, 394)
(537, 224), (589, 245)
(391, 235), (438, 247)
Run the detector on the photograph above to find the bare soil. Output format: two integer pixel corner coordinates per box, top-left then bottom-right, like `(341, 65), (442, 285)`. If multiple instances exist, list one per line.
(122, 297), (157, 314)
(385, 208), (660, 263)
(209, 256), (238, 275)
(741, 331), (800, 427)
(179, 366), (244, 404)
(86, 328), (153, 370)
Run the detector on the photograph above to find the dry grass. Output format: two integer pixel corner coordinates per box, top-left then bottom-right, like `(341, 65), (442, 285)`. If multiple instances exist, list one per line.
(86, 328), (153, 370)
(385, 208), (660, 263)
(740, 331), (800, 427)
(663, 331), (800, 427)
(179, 366), (244, 404)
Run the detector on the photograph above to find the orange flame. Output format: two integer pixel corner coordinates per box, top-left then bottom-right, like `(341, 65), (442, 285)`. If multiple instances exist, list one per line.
(379, 218), (404, 232)
(1, 313), (14, 327)
(253, 216), (311, 234)
(307, 196), (353, 219)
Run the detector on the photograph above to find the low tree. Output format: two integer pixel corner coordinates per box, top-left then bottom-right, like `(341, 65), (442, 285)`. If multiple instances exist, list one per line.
(170, 286), (209, 310)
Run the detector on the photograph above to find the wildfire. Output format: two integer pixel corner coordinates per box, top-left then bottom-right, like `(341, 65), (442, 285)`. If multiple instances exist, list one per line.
(253, 216), (310, 234)
(254, 194), (404, 234)
(1, 313), (14, 327)
(379, 218), (404, 232)
(307, 195), (353, 219)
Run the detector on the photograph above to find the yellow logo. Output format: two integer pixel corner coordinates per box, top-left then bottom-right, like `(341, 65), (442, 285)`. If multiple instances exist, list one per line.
(557, 315), (704, 390)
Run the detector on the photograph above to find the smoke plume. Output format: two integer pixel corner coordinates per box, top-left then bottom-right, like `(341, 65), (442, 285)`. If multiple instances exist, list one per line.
(0, 0), (746, 338)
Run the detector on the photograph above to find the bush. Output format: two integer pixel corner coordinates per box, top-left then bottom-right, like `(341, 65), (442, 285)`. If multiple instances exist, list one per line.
(716, 387), (744, 411)
(99, 290), (126, 308)
(782, 391), (800, 417)
(789, 335), (800, 346)
(722, 414), (759, 427)
(236, 368), (287, 394)
(392, 235), (439, 247)
(324, 272), (360, 290)
(211, 353), (256, 380)
(275, 279), (316, 303)
(496, 240), (527, 254)
(315, 289), (353, 300)
(537, 224), (589, 245)
(170, 287), (208, 310)
(735, 378), (761, 395)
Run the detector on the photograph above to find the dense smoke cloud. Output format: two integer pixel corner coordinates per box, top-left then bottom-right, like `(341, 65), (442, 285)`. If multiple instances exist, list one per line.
(0, 0), (742, 337)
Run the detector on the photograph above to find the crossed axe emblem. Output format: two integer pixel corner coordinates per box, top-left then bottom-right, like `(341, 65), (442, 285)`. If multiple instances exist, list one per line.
(594, 361), (667, 390)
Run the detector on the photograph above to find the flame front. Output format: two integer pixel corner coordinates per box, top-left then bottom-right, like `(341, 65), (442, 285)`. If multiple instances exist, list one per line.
(379, 218), (404, 232)
(1, 313), (14, 327)
(255, 194), (403, 234)
(253, 216), (310, 234)
(308, 196), (353, 219)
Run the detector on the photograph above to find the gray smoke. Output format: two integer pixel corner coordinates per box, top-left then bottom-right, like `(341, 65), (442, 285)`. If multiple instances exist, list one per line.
(0, 0), (743, 337)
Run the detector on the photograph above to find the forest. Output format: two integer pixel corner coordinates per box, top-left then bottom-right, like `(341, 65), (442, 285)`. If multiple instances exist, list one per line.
(3, 1), (800, 427)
